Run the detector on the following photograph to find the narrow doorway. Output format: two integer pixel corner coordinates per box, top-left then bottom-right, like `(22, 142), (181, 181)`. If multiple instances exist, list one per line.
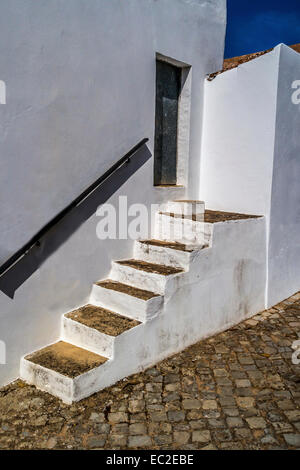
(154, 60), (181, 186)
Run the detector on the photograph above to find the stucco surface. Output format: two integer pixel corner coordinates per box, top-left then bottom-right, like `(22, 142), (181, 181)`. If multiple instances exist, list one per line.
(199, 44), (300, 308)
(200, 47), (280, 216)
(268, 45), (300, 306)
(21, 215), (267, 403)
(0, 0), (226, 387)
(0, 0), (226, 261)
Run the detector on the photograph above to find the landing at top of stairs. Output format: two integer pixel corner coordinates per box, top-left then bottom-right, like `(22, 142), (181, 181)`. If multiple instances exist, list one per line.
(95, 280), (160, 300)
(116, 259), (184, 275)
(25, 341), (107, 378)
(161, 209), (262, 223)
(66, 304), (140, 337)
(205, 210), (262, 223)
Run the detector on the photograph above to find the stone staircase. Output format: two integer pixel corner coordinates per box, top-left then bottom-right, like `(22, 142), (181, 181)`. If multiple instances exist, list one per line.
(20, 200), (265, 403)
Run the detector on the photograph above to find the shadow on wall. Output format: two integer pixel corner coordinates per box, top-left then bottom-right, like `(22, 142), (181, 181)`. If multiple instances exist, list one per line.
(0, 143), (152, 299)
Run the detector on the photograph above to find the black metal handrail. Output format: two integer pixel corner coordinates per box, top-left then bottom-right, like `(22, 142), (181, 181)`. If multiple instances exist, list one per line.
(0, 138), (149, 280)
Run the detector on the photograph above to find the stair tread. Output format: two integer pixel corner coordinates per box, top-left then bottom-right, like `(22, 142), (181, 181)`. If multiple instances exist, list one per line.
(204, 210), (262, 223)
(173, 200), (204, 203)
(116, 259), (183, 276)
(96, 280), (160, 300)
(140, 239), (195, 252)
(25, 341), (107, 378)
(161, 209), (261, 223)
(66, 304), (141, 336)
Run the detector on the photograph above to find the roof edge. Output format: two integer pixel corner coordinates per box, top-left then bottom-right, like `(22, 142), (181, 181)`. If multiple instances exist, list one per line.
(207, 43), (300, 82)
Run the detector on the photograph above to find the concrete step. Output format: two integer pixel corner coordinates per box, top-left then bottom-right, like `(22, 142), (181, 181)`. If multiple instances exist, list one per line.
(90, 279), (164, 322)
(20, 341), (108, 403)
(134, 239), (207, 269)
(110, 259), (184, 295)
(154, 212), (213, 245)
(164, 200), (205, 217)
(62, 304), (141, 358)
(19, 205), (266, 405)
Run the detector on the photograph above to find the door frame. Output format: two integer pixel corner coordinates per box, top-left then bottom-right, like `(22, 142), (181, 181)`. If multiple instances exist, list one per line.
(154, 53), (192, 188)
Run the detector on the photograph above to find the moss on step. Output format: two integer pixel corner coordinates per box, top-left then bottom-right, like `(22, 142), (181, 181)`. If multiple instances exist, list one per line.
(66, 305), (140, 336)
(25, 341), (107, 378)
(116, 260), (183, 276)
(204, 210), (262, 223)
(96, 280), (159, 300)
(161, 210), (262, 223)
(140, 239), (195, 252)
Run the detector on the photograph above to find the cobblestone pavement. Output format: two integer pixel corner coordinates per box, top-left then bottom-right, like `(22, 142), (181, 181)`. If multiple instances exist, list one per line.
(0, 293), (300, 450)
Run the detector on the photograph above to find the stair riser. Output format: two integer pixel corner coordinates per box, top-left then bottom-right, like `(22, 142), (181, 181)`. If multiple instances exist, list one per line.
(110, 262), (175, 296)
(62, 316), (115, 358)
(20, 358), (74, 404)
(164, 201), (205, 216)
(90, 284), (163, 322)
(134, 241), (192, 270)
(155, 214), (212, 245)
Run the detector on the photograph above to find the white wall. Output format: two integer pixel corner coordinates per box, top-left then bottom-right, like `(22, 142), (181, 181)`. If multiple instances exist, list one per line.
(200, 44), (300, 307)
(268, 45), (300, 306)
(200, 46), (280, 216)
(0, 0), (226, 263)
(0, 0), (226, 387)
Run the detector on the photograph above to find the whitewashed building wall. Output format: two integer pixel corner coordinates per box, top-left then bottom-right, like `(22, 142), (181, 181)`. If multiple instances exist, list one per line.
(0, 0), (226, 387)
(200, 44), (300, 307)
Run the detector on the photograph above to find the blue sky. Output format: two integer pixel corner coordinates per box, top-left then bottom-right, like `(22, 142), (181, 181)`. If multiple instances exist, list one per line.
(225, 0), (300, 58)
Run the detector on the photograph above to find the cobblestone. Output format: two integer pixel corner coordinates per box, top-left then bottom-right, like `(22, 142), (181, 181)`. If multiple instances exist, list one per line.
(0, 293), (299, 450)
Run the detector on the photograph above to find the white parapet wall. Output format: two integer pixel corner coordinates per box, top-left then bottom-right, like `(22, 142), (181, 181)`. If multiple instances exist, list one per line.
(267, 45), (300, 307)
(200, 44), (300, 308)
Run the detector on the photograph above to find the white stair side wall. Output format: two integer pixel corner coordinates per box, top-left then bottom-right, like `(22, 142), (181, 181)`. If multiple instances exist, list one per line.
(23, 216), (265, 403)
(73, 217), (266, 401)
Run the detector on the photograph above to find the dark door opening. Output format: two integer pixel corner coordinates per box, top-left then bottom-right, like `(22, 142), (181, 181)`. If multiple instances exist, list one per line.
(154, 60), (181, 186)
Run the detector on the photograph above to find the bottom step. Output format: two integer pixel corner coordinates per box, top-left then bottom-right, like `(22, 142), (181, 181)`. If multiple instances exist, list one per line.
(24, 341), (107, 378)
(21, 341), (108, 403)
